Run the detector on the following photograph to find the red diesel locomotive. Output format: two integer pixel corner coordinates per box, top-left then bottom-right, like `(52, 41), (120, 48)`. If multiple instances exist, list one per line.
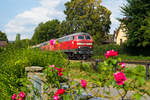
(41, 32), (93, 59)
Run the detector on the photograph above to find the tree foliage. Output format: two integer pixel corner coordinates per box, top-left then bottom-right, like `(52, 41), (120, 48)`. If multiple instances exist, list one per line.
(64, 0), (111, 44)
(121, 0), (150, 47)
(15, 33), (21, 41)
(0, 30), (8, 42)
(31, 19), (60, 44)
(14, 39), (30, 48)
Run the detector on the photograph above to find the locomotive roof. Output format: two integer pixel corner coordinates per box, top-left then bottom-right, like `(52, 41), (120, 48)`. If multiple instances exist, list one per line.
(58, 32), (90, 40)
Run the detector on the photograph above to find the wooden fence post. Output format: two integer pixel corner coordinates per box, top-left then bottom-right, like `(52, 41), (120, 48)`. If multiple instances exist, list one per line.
(94, 59), (99, 71)
(146, 64), (150, 80)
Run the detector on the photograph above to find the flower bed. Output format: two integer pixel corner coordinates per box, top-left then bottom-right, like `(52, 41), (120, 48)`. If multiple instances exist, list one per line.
(9, 40), (150, 100)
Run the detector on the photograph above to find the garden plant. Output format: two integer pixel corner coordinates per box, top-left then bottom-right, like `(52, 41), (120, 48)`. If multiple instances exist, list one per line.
(7, 39), (150, 100)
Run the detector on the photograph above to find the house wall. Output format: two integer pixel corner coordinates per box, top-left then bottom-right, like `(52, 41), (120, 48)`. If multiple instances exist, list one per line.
(116, 28), (127, 45)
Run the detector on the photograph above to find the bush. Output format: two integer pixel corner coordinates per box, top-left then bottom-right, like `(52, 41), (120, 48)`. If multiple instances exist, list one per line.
(0, 48), (67, 99)
(93, 44), (150, 60)
(93, 44), (122, 57)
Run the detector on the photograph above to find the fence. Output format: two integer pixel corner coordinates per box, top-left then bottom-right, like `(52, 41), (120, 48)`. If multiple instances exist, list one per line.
(93, 59), (150, 80)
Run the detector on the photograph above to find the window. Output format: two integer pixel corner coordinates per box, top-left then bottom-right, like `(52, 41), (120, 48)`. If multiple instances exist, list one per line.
(120, 39), (122, 44)
(85, 35), (91, 40)
(78, 35), (84, 40)
(72, 36), (74, 40)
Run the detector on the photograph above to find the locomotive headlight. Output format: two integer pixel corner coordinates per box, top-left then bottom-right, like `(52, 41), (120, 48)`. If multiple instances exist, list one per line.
(77, 43), (84, 45)
(86, 43), (92, 45)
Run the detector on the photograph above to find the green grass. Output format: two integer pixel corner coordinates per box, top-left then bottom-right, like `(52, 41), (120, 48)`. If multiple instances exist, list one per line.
(93, 55), (150, 61)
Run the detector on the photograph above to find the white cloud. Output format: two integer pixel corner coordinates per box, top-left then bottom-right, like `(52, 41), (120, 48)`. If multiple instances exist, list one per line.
(5, 0), (69, 41)
(101, 0), (126, 34)
(5, 0), (126, 40)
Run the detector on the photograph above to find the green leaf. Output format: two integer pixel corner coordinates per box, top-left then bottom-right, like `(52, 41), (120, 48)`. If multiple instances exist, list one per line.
(138, 77), (145, 86)
(63, 94), (70, 100)
(104, 61), (108, 66)
(111, 59), (117, 65)
(112, 80), (116, 86)
(117, 57), (122, 62)
(134, 93), (141, 100)
(43, 83), (49, 90)
(103, 67), (107, 71)
(71, 81), (76, 85)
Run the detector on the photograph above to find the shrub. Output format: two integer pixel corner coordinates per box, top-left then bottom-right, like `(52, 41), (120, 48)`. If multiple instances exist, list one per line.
(93, 44), (121, 57)
(0, 48), (66, 99)
(93, 44), (150, 60)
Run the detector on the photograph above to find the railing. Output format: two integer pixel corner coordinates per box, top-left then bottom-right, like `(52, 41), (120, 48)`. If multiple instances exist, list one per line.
(93, 59), (150, 80)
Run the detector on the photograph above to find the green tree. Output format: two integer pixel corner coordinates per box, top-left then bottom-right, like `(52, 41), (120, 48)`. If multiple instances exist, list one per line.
(31, 19), (60, 44)
(15, 39), (30, 48)
(121, 0), (150, 47)
(0, 31), (8, 42)
(64, 0), (111, 44)
(16, 33), (21, 41)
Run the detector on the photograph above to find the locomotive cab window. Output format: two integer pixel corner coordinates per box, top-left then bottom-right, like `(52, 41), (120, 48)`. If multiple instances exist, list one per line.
(72, 36), (75, 40)
(85, 35), (91, 40)
(78, 35), (84, 40)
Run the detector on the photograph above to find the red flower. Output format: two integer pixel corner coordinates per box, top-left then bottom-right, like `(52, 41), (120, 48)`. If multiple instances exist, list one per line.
(18, 91), (25, 98)
(11, 94), (17, 100)
(113, 72), (127, 85)
(55, 67), (61, 72)
(60, 68), (65, 72)
(105, 50), (118, 59)
(54, 67), (64, 76)
(55, 89), (65, 95)
(81, 80), (87, 88)
(58, 72), (63, 76)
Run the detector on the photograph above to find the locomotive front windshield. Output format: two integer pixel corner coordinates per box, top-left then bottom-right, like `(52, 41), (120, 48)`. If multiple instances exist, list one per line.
(78, 35), (91, 40)
(78, 35), (84, 40)
(85, 35), (91, 40)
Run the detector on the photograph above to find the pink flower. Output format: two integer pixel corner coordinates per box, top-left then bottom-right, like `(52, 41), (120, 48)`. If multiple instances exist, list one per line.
(105, 50), (118, 59)
(49, 65), (55, 68)
(55, 89), (65, 95)
(53, 95), (59, 100)
(49, 39), (56, 46)
(81, 80), (87, 88)
(120, 62), (125, 68)
(18, 91), (25, 98)
(113, 72), (127, 85)
(11, 94), (17, 100)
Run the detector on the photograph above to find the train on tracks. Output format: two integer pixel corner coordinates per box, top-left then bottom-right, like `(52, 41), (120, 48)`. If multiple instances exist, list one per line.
(39, 32), (93, 59)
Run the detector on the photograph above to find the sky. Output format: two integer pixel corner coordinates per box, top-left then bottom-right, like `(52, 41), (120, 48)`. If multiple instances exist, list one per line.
(0, 0), (126, 41)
